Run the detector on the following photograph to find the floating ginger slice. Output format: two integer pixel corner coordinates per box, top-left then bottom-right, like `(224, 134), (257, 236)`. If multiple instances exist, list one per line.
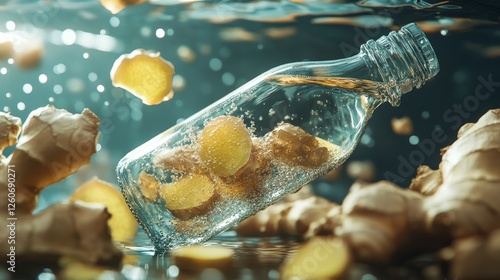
(111, 49), (175, 105)
(268, 123), (329, 167)
(100, 0), (147, 14)
(391, 116), (414, 135)
(172, 245), (234, 272)
(198, 116), (252, 177)
(70, 178), (138, 241)
(160, 174), (217, 220)
(280, 237), (351, 280)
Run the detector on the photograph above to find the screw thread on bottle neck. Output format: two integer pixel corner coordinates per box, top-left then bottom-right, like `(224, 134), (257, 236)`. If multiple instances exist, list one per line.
(361, 23), (439, 106)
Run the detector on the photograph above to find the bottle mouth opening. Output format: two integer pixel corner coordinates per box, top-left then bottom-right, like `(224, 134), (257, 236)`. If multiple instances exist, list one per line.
(399, 23), (440, 80)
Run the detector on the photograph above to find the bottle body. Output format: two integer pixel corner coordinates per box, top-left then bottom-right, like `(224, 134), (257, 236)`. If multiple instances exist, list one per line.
(117, 23), (439, 251)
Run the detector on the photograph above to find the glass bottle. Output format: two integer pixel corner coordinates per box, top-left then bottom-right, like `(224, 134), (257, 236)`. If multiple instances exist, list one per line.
(117, 23), (439, 251)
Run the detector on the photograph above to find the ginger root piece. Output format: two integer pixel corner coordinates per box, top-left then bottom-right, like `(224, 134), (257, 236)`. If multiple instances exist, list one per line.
(177, 45), (196, 63)
(0, 107), (122, 268)
(267, 123), (329, 168)
(0, 33), (14, 60)
(338, 181), (438, 263)
(425, 109), (500, 237)
(391, 116), (413, 135)
(236, 196), (337, 237)
(6, 106), (100, 213)
(280, 237), (351, 280)
(409, 165), (442, 196)
(450, 229), (500, 279)
(70, 178), (138, 241)
(172, 245), (234, 273)
(235, 109), (500, 271)
(0, 32), (43, 69)
(0, 113), (21, 155)
(100, 0), (147, 14)
(58, 257), (115, 280)
(322, 165), (343, 182)
(153, 145), (198, 173)
(346, 160), (376, 182)
(138, 171), (161, 201)
(161, 174), (217, 220)
(198, 116), (252, 177)
(111, 49), (175, 105)
(13, 40), (44, 70)
(1, 202), (122, 266)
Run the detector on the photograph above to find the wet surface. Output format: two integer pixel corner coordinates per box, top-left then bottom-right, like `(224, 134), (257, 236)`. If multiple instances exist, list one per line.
(1, 0), (500, 279)
(122, 231), (301, 280)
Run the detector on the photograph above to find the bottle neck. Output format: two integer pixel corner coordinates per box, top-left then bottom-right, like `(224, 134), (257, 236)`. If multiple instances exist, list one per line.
(360, 23), (439, 106)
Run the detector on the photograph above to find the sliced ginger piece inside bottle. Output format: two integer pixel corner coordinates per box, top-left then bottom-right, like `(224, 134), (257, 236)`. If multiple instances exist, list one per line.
(198, 116), (252, 177)
(138, 171), (161, 201)
(172, 245), (234, 273)
(161, 174), (217, 220)
(111, 49), (175, 105)
(268, 123), (329, 168)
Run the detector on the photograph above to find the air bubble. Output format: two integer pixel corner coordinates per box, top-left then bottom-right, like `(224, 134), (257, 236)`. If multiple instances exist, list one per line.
(156, 28), (166, 38)
(23, 83), (33, 94)
(209, 58), (222, 71)
(17, 102), (25, 111)
(39, 74), (48, 84)
(409, 135), (420, 145)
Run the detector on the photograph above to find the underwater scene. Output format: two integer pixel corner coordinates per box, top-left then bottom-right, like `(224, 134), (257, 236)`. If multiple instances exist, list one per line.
(1, 0), (500, 279)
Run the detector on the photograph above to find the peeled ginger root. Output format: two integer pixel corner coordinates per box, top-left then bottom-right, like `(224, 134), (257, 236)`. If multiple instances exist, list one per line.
(280, 237), (351, 280)
(70, 178), (138, 241)
(161, 174), (217, 220)
(111, 49), (175, 105)
(198, 116), (252, 177)
(172, 245), (234, 273)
